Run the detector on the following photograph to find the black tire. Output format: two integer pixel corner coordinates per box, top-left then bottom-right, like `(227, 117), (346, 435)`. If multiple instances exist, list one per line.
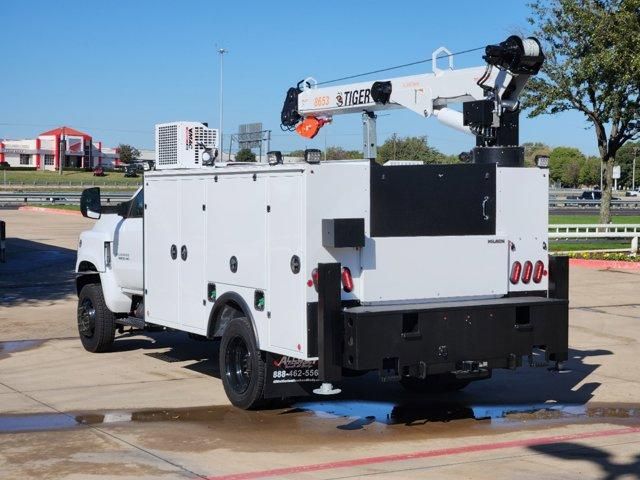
(400, 374), (471, 394)
(219, 317), (267, 410)
(77, 284), (116, 353)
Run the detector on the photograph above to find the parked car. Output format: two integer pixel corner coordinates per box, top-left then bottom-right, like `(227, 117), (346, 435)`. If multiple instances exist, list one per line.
(574, 190), (619, 206)
(93, 166), (105, 177)
(123, 166), (138, 178)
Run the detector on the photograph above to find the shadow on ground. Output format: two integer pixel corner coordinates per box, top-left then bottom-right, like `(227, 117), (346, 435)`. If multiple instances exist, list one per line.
(110, 329), (612, 427)
(0, 238), (77, 306)
(529, 443), (640, 480)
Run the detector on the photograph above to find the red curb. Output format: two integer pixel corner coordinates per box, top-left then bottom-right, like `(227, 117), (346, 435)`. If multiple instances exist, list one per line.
(569, 258), (640, 270)
(206, 426), (640, 480)
(18, 206), (82, 216)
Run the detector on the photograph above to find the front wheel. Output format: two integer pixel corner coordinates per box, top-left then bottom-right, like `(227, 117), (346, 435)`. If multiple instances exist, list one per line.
(219, 317), (267, 409)
(77, 283), (116, 353)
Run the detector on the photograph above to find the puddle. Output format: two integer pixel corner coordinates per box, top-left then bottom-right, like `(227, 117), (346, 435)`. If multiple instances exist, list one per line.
(2, 402), (640, 436)
(292, 400), (640, 427)
(0, 340), (44, 359)
(0, 413), (77, 433)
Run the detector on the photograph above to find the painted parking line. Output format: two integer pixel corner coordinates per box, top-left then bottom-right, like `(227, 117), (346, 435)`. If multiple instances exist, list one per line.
(207, 426), (640, 480)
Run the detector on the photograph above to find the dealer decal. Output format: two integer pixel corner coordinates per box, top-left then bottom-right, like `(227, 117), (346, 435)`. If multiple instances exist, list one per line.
(270, 355), (319, 383)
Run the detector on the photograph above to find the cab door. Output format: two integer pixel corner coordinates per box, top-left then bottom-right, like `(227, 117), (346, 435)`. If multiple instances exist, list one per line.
(112, 189), (144, 292)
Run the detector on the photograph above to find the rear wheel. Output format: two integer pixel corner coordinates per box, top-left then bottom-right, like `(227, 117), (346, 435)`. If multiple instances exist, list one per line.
(219, 317), (267, 409)
(77, 283), (116, 353)
(400, 374), (471, 393)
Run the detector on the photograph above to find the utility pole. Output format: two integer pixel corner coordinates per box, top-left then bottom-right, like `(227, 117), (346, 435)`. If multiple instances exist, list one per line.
(324, 130), (327, 161)
(633, 147), (639, 191)
(393, 133), (397, 160)
(218, 47), (227, 160)
(58, 132), (66, 176)
(600, 159), (603, 191)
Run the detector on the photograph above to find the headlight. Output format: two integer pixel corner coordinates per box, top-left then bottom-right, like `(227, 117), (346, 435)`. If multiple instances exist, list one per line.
(104, 242), (111, 268)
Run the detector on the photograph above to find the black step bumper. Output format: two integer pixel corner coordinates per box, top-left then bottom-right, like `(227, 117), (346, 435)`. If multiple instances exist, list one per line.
(314, 256), (569, 382)
(342, 296), (568, 377)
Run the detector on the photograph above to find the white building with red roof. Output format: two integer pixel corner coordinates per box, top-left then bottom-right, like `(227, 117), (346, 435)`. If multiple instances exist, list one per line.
(0, 126), (153, 171)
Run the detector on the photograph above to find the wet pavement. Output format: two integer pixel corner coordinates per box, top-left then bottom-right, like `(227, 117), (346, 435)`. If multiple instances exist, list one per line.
(2, 210), (640, 479)
(2, 400), (640, 436)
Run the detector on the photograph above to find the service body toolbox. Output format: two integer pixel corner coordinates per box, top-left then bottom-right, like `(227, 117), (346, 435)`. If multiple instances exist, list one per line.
(142, 158), (567, 397)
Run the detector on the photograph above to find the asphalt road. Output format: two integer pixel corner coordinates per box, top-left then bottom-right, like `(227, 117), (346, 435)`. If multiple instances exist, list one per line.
(1, 210), (640, 479)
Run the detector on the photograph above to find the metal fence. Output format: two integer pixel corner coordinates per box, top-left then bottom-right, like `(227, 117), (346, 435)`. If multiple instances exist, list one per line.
(0, 191), (133, 205)
(549, 224), (640, 253)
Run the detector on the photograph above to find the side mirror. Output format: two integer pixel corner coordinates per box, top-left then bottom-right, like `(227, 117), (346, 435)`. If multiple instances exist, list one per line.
(80, 187), (102, 219)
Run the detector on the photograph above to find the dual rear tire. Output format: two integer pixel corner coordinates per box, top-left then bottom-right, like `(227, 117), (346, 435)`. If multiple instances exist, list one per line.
(219, 317), (267, 410)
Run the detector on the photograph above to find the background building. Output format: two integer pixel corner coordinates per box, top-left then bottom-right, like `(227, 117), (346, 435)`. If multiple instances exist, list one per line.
(0, 126), (153, 171)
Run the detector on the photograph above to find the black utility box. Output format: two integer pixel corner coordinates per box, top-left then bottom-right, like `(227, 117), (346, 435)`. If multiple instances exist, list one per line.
(322, 218), (365, 248)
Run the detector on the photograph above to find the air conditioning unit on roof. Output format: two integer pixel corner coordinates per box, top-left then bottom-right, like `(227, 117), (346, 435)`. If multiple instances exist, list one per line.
(155, 121), (218, 170)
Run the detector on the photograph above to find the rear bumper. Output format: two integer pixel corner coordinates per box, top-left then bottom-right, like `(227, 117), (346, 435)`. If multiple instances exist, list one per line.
(342, 296), (568, 376)
(314, 256), (569, 382)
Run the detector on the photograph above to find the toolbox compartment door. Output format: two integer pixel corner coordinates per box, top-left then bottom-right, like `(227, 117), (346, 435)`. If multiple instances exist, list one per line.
(360, 235), (509, 303)
(144, 178), (181, 326)
(267, 173), (304, 353)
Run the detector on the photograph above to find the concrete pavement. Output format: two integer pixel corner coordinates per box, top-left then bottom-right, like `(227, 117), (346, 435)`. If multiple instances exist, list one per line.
(1, 209), (640, 479)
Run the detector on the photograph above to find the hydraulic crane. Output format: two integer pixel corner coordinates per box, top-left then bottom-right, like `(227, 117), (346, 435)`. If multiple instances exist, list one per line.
(281, 35), (544, 166)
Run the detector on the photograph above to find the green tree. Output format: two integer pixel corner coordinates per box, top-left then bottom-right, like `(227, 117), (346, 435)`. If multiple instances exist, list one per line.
(523, 142), (552, 167)
(287, 150), (305, 158)
(117, 144), (140, 164)
(324, 146), (362, 160)
(614, 141), (640, 188)
(235, 148), (256, 162)
(377, 135), (450, 164)
(549, 147), (585, 186)
(579, 156), (601, 186)
(523, 0), (640, 223)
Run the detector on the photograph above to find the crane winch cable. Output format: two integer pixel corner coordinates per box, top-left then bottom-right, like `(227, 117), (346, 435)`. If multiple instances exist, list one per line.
(314, 46), (486, 86)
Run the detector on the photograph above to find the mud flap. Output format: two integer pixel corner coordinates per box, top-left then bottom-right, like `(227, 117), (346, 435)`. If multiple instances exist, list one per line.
(263, 352), (320, 399)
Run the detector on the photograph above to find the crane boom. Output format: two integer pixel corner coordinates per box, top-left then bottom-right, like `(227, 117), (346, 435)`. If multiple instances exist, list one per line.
(281, 36), (544, 163)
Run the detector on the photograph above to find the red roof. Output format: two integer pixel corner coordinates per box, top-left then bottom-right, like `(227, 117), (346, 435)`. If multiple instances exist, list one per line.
(39, 126), (92, 139)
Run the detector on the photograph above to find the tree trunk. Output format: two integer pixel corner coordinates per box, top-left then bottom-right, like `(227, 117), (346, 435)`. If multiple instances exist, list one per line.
(599, 156), (614, 224)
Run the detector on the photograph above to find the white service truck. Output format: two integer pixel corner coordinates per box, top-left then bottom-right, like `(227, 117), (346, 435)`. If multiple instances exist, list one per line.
(75, 36), (568, 409)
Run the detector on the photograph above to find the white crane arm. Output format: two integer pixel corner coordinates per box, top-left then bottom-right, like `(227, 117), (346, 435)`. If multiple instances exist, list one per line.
(281, 36), (543, 144)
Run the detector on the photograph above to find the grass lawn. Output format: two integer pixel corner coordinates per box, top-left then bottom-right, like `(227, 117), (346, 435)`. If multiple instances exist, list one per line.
(549, 214), (640, 224)
(550, 240), (630, 252)
(0, 169), (142, 186)
(32, 204), (81, 211)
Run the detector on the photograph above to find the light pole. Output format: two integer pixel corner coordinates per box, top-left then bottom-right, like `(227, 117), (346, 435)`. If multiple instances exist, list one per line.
(218, 47), (227, 159)
(633, 147), (639, 191)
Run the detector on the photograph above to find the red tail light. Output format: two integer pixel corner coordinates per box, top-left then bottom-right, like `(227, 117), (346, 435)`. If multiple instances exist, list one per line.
(510, 261), (522, 284)
(522, 261), (533, 284)
(533, 260), (545, 283)
(341, 267), (353, 293)
(311, 268), (319, 292)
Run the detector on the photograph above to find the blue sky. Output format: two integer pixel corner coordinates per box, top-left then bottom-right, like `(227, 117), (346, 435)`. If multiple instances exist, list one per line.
(0, 0), (597, 155)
